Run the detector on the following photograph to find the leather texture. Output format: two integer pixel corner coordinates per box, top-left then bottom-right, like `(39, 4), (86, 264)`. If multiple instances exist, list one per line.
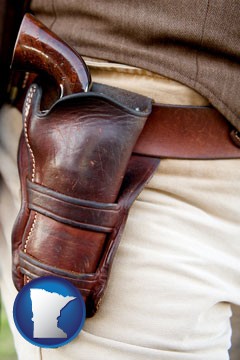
(134, 105), (240, 159)
(12, 83), (159, 316)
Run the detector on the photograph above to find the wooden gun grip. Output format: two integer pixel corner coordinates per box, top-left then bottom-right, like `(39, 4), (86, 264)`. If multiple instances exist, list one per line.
(12, 13), (91, 98)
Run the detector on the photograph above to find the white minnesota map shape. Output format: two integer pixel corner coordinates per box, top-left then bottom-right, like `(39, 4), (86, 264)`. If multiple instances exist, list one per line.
(30, 288), (76, 338)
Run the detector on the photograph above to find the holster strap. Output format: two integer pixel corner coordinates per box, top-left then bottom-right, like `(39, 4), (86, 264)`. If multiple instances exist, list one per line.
(134, 104), (240, 159)
(28, 180), (121, 233)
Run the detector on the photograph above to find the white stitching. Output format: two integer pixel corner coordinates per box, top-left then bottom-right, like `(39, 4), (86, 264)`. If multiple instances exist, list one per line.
(24, 212), (38, 253)
(24, 85), (37, 182)
(23, 85), (37, 252)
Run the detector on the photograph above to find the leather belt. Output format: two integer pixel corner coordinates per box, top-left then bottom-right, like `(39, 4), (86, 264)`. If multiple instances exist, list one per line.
(133, 104), (240, 159)
(15, 75), (240, 160)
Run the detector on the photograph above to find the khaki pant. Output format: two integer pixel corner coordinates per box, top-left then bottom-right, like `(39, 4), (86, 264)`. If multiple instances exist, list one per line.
(0, 63), (240, 359)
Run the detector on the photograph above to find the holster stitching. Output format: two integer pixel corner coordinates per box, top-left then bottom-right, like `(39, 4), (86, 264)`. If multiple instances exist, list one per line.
(23, 85), (37, 182)
(24, 212), (38, 253)
(23, 85), (38, 253)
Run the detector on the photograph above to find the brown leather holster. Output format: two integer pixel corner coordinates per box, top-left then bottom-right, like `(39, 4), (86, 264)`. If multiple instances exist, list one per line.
(11, 12), (240, 319)
(12, 82), (160, 316)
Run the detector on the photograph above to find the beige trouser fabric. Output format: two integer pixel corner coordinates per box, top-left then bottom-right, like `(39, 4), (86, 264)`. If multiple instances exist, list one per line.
(0, 64), (240, 360)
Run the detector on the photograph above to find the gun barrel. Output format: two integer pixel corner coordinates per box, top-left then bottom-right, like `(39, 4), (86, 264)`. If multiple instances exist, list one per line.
(12, 13), (91, 97)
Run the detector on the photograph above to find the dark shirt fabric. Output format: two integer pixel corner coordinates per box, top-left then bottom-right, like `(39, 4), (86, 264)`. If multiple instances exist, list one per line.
(31, 0), (240, 130)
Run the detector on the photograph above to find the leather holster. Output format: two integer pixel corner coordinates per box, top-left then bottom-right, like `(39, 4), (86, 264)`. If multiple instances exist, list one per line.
(12, 82), (159, 316)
